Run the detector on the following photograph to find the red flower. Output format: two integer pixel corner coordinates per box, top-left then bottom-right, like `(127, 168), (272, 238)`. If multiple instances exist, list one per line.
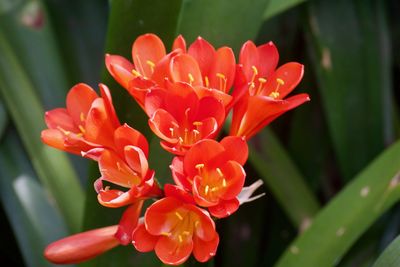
(168, 36), (237, 110)
(41, 83), (120, 155)
(44, 201), (142, 264)
(87, 124), (161, 207)
(132, 185), (219, 265)
(145, 81), (225, 155)
(170, 136), (248, 218)
(230, 40), (310, 139)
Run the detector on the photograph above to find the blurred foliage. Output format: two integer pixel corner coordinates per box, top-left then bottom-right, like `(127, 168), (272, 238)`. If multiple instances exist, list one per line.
(0, 0), (399, 267)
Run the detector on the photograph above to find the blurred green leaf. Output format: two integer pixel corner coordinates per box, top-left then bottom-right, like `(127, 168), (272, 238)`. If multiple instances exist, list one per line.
(275, 140), (400, 267)
(0, 99), (8, 140)
(0, 0), (71, 107)
(177, 0), (271, 52)
(306, 0), (394, 180)
(0, 128), (73, 267)
(0, 30), (84, 232)
(250, 129), (320, 228)
(263, 0), (306, 20)
(372, 234), (400, 267)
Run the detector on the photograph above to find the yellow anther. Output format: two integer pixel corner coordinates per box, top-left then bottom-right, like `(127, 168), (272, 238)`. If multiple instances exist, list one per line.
(183, 231), (190, 236)
(169, 127), (174, 136)
(188, 73), (195, 84)
(195, 163), (205, 170)
(80, 112), (85, 122)
(178, 235), (183, 243)
(222, 178), (227, 187)
(216, 168), (224, 177)
(75, 133), (83, 138)
(216, 73), (226, 79)
(276, 78), (285, 85)
(193, 129), (200, 137)
(78, 125), (86, 134)
(269, 92), (280, 98)
(161, 232), (171, 237)
(258, 77), (267, 84)
(175, 212), (183, 220)
(178, 137), (184, 144)
(146, 60), (155, 68)
(116, 162), (122, 171)
(205, 185), (210, 195)
(195, 221), (200, 227)
(251, 66), (258, 76)
(131, 69), (141, 77)
(204, 76), (210, 87)
(193, 121), (203, 127)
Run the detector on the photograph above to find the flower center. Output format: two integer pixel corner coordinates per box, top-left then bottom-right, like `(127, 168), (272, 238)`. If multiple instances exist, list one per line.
(195, 164), (228, 202)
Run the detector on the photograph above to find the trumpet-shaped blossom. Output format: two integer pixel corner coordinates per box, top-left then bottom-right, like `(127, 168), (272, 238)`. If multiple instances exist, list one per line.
(132, 185), (219, 265)
(41, 83), (120, 155)
(45, 201), (142, 264)
(170, 136), (248, 218)
(230, 40), (310, 139)
(145, 81), (225, 155)
(87, 124), (161, 207)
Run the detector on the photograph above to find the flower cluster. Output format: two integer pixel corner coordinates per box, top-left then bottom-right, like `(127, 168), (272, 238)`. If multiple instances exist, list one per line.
(43, 34), (309, 265)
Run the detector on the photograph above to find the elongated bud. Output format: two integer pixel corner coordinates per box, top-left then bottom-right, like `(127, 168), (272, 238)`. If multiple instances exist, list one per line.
(44, 225), (120, 264)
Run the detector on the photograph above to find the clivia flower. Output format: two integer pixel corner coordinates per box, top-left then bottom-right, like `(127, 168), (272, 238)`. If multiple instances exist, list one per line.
(41, 83), (120, 155)
(145, 81), (225, 155)
(230, 40), (310, 139)
(132, 185), (219, 265)
(170, 136), (248, 218)
(86, 124), (162, 207)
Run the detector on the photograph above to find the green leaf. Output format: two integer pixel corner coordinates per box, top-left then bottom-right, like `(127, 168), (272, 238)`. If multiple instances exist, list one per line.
(306, 0), (394, 180)
(372, 234), (400, 267)
(177, 0), (271, 52)
(0, 98), (8, 140)
(0, 30), (84, 232)
(250, 128), (320, 228)
(0, 0), (71, 107)
(0, 128), (73, 267)
(263, 0), (306, 20)
(275, 140), (400, 267)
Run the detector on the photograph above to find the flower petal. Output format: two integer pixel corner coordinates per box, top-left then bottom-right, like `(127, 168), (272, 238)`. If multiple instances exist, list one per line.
(132, 224), (158, 252)
(188, 37), (215, 77)
(257, 41), (279, 78)
(145, 197), (183, 235)
(219, 161), (246, 200)
(66, 83), (98, 126)
(115, 201), (143, 245)
(105, 54), (135, 89)
(220, 136), (248, 165)
(208, 198), (239, 218)
(155, 235), (193, 265)
(114, 124), (149, 157)
(45, 108), (77, 132)
(170, 157), (192, 191)
(172, 35), (187, 52)
(148, 109), (179, 144)
(208, 47), (235, 93)
(99, 83), (120, 129)
(124, 145), (149, 177)
(193, 233), (219, 262)
(132, 33), (166, 78)
(170, 54), (203, 86)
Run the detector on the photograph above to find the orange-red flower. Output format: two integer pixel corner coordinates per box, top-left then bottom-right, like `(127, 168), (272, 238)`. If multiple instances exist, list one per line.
(132, 185), (219, 265)
(45, 201), (142, 264)
(145, 81), (225, 155)
(87, 124), (161, 207)
(41, 83), (120, 155)
(230, 40), (310, 139)
(168, 36), (237, 110)
(170, 136), (248, 218)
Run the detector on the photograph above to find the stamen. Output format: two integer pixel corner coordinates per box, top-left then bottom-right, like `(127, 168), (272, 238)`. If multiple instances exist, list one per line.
(178, 235), (183, 243)
(204, 76), (210, 87)
(161, 232), (171, 237)
(184, 128), (189, 143)
(216, 72), (227, 92)
(251, 66), (258, 83)
(255, 77), (267, 95)
(222, 178), (227, 187)
(188, 73), (194, 85)
(195, 163), (205, 170)
(57, 126), (70, 136)
(192, 129), (200, 139)
(131, 69), (141, 77)
(193, 121), (203, 127)
(78, 125), (86, 134)
(216, 168), (224, 177)
(80, 112), (85, 122)
(195, 221), (200, 228)
(276, 78), (285, 85)
(169, 127), (175, 137)
(116, 162), (122, 171)
(178, 137), (184, 144)
(269, 92), (280, 98)
(182, 231), (190, 235)
(135, 55), (146, 76)
(146, 60), (155, 73)
(175, 212), (183, 220)
(205, 185), (210, 195)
